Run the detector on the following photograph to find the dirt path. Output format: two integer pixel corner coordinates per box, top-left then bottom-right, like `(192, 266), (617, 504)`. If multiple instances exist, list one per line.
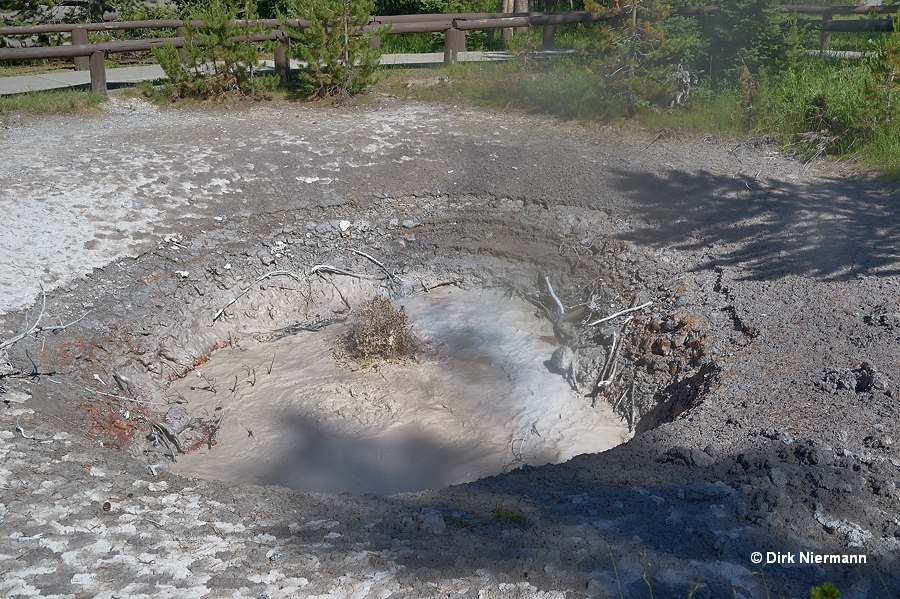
(0, 95), (898, 598)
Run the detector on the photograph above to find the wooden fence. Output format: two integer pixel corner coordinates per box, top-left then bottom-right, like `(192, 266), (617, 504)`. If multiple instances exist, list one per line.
(0, 4), (898, 95)
(0, 11), (614, 93)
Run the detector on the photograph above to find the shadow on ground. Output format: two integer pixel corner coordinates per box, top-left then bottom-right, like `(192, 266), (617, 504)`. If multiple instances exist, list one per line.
(611, 168), (900, 281)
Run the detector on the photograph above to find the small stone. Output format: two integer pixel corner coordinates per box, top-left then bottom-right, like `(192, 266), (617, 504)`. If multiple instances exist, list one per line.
(550, 346), (574, 373)
(402, 219), (420, 229)
(259, 251), (275, 266)
(339, 220), (351, 232)
(1, 388), (31, 404)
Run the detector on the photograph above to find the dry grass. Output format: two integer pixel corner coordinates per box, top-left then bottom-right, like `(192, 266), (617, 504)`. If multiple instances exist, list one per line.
(339, 296), (418, 367)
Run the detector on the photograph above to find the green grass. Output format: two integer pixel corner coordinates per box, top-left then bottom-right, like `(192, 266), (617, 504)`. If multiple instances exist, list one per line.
(0, 89), (106, 114)
(442, 506), (527, 527)
(400, 55), (900, 179)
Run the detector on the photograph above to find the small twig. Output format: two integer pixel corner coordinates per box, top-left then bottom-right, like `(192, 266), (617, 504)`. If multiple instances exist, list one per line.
(267, 354), (275, 375)
(148, 420), (180, 461)
(245, 366), (256, 387)
(308, 264), (384, 280)
(15, 417), (34, 439)
(213, 270), (307, 322)
(612, 383), (629, 412)
(191, 371), (217, 394)
(34, 310), (92, 334)
(0, 284), (47, 351)
(84, 386), (161, 406)
(645, 129), (668, 150)
(628, 380), (636, 432)
(585, 301), (652, 327)
(230, 375), (238, 393)
(348, 248), (401, 284)
(594, 316), (634, 400)
(422, 280), (464, 292)
(317, 273), (352, 312)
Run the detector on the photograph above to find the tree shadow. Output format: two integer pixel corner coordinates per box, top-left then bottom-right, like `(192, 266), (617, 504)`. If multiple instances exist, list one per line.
(372, 447), (900, 598)
(610, 167), (900, 281)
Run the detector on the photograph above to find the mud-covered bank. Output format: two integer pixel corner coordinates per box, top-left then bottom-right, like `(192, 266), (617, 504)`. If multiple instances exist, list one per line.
(1, 96), (898, 598)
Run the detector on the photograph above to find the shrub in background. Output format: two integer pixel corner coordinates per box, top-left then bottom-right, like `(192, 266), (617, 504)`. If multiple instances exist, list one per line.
(152, 0), (277, 99)
(281, 0), (383, 98)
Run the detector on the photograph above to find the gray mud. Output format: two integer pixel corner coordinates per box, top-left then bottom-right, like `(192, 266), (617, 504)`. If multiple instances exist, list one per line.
(0, 95), (898, 598)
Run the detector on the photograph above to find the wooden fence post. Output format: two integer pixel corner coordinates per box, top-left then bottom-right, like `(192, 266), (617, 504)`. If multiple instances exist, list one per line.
(542, 23), (555, 49)
(176, 25), (186, 59)
(72, 27), (89, 71)
(89, 50), (107, 95)
(444, 27), (464, 65)
(274, 26), (290, 84)
(821, 11), (833, 51)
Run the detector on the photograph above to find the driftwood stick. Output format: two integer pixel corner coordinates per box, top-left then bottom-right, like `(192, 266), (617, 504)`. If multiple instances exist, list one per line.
(213, 270), (306, 322)
(585, 301), (652, 327)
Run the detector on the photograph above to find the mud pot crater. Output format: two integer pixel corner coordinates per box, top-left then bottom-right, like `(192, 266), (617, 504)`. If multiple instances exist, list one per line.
(121, 194), (710, 496)
(5, 100), (897, 596)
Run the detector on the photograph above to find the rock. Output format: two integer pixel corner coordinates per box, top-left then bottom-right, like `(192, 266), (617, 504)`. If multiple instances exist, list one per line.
(1, 388), (31, 404)
(417, 511), (446, 535)
(164, 406), (192, 435)
(259, 250), (275, 266)
(550, 345), (575, 373)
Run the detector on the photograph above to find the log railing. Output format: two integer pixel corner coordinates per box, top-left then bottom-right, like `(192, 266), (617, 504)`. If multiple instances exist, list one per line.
(0, 11), (612, 94)
(0, 5), (898, 94)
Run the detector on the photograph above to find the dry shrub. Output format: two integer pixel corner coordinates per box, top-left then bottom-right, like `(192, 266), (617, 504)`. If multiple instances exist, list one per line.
(341, 296), (417, 366)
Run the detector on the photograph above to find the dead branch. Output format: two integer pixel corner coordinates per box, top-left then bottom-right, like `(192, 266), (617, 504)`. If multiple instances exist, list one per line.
(348, 248), (402, 284)
(35, 310), (93, 335)
(213, 270), (307, 322)
(543, 275), (565, 319)
(422, 280), (464, 292)
(645, 129), (670, 150)
(593, 316), (634, 405)
(585, 301), (652, 327)
(84, 386), (162, 406)
(0, 284), (46, 351)
(15, 416), (35, 439)
(147, 419), (181, 461)
(308, 264), (384, 280)
(541, 276), (574, 343)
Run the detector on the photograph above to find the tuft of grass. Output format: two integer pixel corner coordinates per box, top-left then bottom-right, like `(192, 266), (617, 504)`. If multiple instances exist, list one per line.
(490, 506), (526, 525)
(810, 582), (841, 599)
(442, 506), (526, 527)
(0, 90), (105, 114)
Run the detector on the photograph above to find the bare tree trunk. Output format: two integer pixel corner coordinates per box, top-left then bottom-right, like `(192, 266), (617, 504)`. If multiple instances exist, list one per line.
(502, 0), (514, 43)
(514, 0), (529, 34)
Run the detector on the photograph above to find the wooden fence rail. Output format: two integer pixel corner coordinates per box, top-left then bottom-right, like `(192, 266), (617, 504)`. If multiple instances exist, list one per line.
(1, 5), (898, 94)
(0, 10), (614, 94)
